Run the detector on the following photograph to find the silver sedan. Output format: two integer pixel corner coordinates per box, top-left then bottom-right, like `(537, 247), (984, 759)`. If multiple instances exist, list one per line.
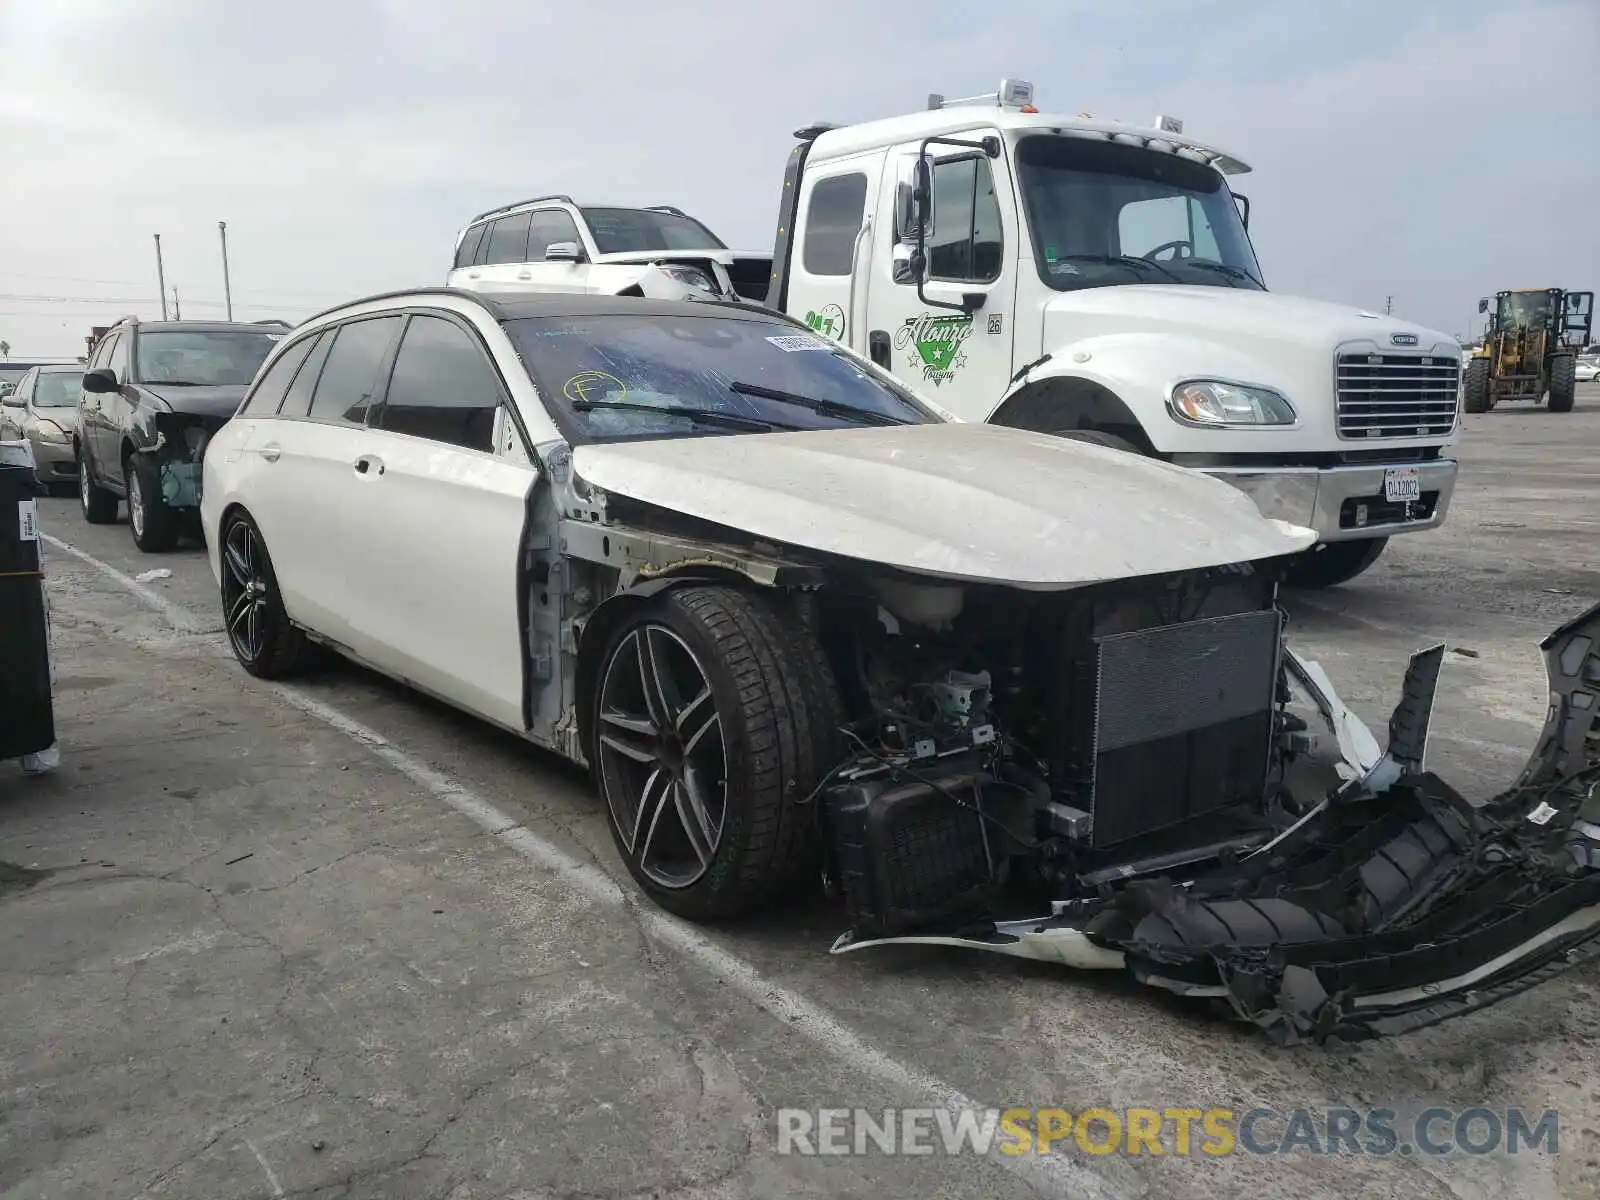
(0, 364), (84, 493)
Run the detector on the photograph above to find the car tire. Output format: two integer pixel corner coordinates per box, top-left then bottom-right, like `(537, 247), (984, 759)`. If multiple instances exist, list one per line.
(1461, 357), (1492, 413)
(1548, 355), (1577, 413)
(78, 444), (119, 524)
(588, 584), (843, 920)
(1051, 428), (1142, 454)
(1282, 537), (1388, 589)
(218, 510), (317, 679)
(126, 453), (180, 552)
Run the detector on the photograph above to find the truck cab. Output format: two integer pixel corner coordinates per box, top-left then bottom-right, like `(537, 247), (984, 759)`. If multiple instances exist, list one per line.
(767, 79), (1462, 587)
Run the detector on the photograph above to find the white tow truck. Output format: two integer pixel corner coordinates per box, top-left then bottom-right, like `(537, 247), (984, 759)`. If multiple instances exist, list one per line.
(448, 79), (1463, 587)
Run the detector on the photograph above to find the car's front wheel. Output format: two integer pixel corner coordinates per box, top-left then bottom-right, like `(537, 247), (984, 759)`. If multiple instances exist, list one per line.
(589, 585), (843, 920)
(78, 444), (119, 524)
(126, 455), (180, 552)
(219, 510), (316, 679)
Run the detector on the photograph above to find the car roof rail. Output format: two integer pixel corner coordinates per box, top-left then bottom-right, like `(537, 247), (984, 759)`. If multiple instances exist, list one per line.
(250, 318), (293, 328)
(646, 205), (690, 218)
(464, 194), (577, 226)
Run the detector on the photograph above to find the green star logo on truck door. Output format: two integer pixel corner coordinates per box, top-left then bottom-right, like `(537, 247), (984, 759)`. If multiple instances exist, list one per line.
(894, 312), (973, 387)
(803, 303), (846, 341)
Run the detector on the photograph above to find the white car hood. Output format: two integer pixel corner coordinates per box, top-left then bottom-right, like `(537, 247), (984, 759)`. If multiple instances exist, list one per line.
(1045, 285), (1459, 353)
(570, 422), (1315, 589)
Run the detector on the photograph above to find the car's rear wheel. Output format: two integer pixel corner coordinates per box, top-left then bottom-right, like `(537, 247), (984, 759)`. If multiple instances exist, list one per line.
(127, 455), (180, 552)
(1281, 537), (1388, 588)
(78, 444), (118, 524)
(219, 511), (316, 679)
(589, 585), (843, 920)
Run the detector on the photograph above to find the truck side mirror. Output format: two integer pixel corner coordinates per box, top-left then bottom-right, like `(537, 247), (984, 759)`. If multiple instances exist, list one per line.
(1478, 297), (1489, 314)
(912, 155), (933, 236)
(891, 242), (926, 286)
(1233, 192), (1250, 230)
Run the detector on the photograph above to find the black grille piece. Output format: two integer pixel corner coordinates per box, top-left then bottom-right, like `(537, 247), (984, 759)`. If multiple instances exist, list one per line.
(1336, 352), (1460, 440)
(1338, 490), (1440, 530)
(1086, 611), (1280, 848)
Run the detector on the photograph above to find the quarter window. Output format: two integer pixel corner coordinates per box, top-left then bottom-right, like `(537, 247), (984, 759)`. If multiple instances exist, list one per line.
(278, 331), (333, 419)
(803, 173), (868, 276)
(455, 222), (489, 269)
(527, 210), (582, 262)
(239, 335), (319, 417)
(483, 212), (533, 265)
(928, 156), (1003, 283)
(307, 317), (402, 426)
(373, 315), (504, 453)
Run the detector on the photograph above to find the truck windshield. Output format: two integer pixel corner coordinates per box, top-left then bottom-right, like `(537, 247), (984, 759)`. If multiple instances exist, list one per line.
(502, 312), (933, 443)
(580, 207), (727, 254)
(1014, 136), (1264, 293)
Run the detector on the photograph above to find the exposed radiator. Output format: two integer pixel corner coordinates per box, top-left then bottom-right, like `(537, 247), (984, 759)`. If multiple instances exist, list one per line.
(1082, 610), (1281, 848)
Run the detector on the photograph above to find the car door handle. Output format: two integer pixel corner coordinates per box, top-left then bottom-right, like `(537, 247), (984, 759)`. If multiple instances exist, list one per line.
(516, 271), (532, 280)
(258, 444), (281, 462)
(354, 455), (384, 476)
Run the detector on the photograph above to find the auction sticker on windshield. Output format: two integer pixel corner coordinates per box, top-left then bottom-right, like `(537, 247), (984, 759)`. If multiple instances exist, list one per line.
(766, 334), (831, 352)
(17, 499), (38, 541)
(1384, 467), (1421, 503)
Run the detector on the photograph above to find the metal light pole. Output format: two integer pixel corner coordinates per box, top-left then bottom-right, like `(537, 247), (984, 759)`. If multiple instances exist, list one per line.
(218, 221), (233, 321)
(154, 234), (169, 320)
(172, 288), (182, 320)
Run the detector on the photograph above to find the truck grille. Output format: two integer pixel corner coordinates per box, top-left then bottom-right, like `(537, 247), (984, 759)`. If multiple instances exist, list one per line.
(1335, 352), (1460, 440)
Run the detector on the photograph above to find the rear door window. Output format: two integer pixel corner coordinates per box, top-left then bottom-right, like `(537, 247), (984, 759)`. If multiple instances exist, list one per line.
(307, 317), (404, 426)
(239, 335), (320, 417)
(483, 212), (533, 265)
(372, 314), (504, 453)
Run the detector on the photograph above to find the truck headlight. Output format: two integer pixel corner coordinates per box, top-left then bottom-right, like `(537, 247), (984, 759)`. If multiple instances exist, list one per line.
(1168, 380), (1297, 427)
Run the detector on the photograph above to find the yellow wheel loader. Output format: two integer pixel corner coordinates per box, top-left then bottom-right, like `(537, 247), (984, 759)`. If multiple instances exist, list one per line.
(1463, 288), (1593, 413)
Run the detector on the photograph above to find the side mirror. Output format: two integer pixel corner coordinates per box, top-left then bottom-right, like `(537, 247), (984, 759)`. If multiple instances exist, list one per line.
(1233, 192), (1251, 231)
(544, 241), (584, 263)
(81, 367), (118, 394)
(1477, 297), (1489, 314)
(1, 393), (22, 408)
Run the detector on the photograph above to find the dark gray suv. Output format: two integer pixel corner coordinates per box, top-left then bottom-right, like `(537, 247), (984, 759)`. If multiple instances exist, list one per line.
(77, 317), (287, 551)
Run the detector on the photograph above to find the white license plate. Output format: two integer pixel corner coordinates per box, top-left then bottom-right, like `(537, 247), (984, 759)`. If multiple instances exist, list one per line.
(1384, 467), (1421, 503)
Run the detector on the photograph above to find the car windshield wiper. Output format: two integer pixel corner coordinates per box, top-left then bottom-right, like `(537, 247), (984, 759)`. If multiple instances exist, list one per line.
(1053, 253), (1183, 283)
(728, 381), (909, 426)
(569, 399), (792, 432)
(144, 380), (209, 387)
(1179, 261), (1264, 287)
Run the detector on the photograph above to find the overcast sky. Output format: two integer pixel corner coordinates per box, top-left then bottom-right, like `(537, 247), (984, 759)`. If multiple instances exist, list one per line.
(1, 0), (1596, 357)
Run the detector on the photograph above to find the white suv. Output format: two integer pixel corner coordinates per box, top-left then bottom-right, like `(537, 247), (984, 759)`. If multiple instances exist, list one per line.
(446, 195), (772, 304)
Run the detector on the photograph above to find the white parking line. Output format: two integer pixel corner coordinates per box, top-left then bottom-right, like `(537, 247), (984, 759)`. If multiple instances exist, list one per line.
(46, 536), (1120, 1200)
(40, 532), (210, 634)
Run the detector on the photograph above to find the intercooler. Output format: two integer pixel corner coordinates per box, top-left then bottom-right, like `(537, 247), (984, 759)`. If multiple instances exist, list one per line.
(1057, 609), (1282, 848)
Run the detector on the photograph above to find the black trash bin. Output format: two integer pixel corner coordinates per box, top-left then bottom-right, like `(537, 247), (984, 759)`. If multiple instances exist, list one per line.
(0, 445), (55, 761)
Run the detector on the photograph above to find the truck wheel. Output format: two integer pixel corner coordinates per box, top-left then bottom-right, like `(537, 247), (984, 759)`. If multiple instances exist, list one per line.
(1282, 538), (1388, 589)
(78, 444), (119, 524)
(1052, 428), (1142, 454)
(588, 585), (843, 921)
(126, 454), (180, 553)
(1461, 357), (1492, 413)
(1548, 355), (1577, 413)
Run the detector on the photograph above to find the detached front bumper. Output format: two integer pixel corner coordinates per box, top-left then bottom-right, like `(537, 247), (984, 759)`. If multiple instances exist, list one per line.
(1206, 458), (1458, 542)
